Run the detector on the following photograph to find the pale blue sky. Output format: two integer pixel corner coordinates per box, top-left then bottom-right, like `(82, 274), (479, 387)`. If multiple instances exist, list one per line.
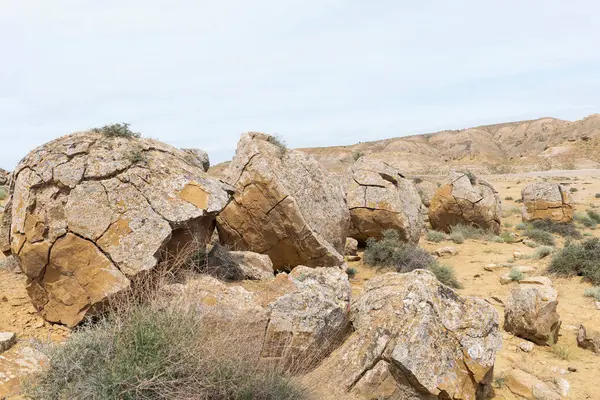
(1, 0), (600, 169)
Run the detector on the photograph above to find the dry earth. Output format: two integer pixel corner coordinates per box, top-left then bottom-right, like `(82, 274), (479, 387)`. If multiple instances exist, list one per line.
(1, 169), (600, 399)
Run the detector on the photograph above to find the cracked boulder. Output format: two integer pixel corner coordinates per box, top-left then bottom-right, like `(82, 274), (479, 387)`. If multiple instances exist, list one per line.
(303, 270), (502, 399)
(429, 171), (502, 234)
(344, 158), (422, 244)
(0, 131), (232, 326)
(504, 277), (561, 346)
(521, 182), (573, 222)
(216, 132), (350, 270)
(162, 266), (351, 372)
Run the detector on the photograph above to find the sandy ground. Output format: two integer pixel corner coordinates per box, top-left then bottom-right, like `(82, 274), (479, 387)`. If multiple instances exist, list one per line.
(1, 170), (600, 398)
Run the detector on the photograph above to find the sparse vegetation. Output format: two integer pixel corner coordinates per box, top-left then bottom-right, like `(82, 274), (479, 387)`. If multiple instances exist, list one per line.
(91, 122), (140, 138)
(493, 375), (506, 389)
(346, 267), (358, 279)
(550, 343), (573, 361)
(25, 301), (305, 400)
(509, 268), (524, 281)
(523, 228), (556, 246)
(584, 287), (600, 301)
(0, 186), (5, 200)
(126, 150), (147, 164)
(531, 219), (581, 238)
(504, 196), (513, 201)
(364, 230), (460, 288)
(503, 206), (521, 216)
(548, 238), (600, 285)
(449, 231), (465, 244)
(574, 212), (597, 228)
(352, 151), (365, 161)
(500, 231), (518, 243)
(429, 262), (462, 289)
(515, 222), (527, 230)
(587, 210), (600, 224)
(503, 222), (513, 228)
(595, 193), (600, 199)
(426, 230), (446, 243)
(449, 224), (492, 241)
(533, 246), (553, 259)
(267, 134), (287, 151)
(570, 187), (578, 193)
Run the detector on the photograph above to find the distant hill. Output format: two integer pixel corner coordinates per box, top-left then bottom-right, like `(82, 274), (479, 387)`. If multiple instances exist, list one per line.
(210, 114), (600, 177)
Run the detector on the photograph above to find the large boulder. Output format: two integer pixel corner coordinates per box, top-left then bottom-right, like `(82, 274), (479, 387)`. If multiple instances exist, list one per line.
(504, 277), (561, 345)
(163, 266), (351, 372)
(216, 133), (350, 270)
(303, 270), (502, 399)
(181, 148), (210, 172)
(429, 171), (502, 233)
(415, 179), (437, 208)
(521, 182), (573, 222)
(0, 131), (232, 326)
(344, 158), (422, 244)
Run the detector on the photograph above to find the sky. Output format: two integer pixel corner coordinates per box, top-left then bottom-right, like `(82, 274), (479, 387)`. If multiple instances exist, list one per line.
(1, 0), (600, 170)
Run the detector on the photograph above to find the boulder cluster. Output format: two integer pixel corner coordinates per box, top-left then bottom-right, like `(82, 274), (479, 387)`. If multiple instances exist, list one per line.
(0, 130), (512, 398)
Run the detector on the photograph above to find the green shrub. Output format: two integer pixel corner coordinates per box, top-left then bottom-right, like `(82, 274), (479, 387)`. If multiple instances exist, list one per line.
(429, 262), (462, 289)
(25, 302), (305, 400)
(584, 287), (600, 301)
(533, 246), (553, 259)
(587, 210), (600, 224)
(531, 219), (581, 238)
(515, 222), (528, 230)
(426, 230), (446, 243)
(449, 231), (465, 244)
(346, 267), (357, 279)
(509, 268), (524, 281)
(523, 228), (556, 246)
(491, 235), (503, 243)
(0, 186), (6, 200)
(570, 187), (578, 193)
(267, 134), (287, 151)
(449, 224), (492, 241)
(365, 230), (435, 272)
(126, 150), (147, 164)
(574, 212), (597, 228)
(500, 231), (518, 243)
(548, 238), (600, 284)
(524, 239), (538, 248)
(91, 122), (140, 138)
(504, 196), (513, 201)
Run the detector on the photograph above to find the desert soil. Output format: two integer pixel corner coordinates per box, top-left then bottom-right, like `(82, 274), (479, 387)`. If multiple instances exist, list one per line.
(1, 170), (600, 399)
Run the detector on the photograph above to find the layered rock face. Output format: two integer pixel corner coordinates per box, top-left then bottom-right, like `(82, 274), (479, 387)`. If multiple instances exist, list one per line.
(344, 158), (422, 244)
(521, 182), (573, 222)
(0, 132), (231, 326)
(504, 277), (561, 345)
(429, 171), (502, 233)
(217, 133), (350, 269)
(304, 270), (502, 399)
(164, 266), (351, 372)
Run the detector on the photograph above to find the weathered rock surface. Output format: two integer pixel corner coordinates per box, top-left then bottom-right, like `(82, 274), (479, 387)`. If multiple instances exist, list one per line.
(0, 131), (232, 326)
(344, 158), (422, 243)
(505, 369), (562, 400)
(303, 270), (502, 399)
(217, 132), (350, 269)
(415, 179), (437, 208)
(182, 148), (210, 172)
(576, 324), (600, 353)
(504, 277), (561, 345)
(345, 237), (358, 256)
(0, 332), (16, 353)
(521, 182), (573, 222)
(433, 246), (459, 257)
(206, 243), (274, 281)
(164, 266), (351, 372)
(429, 171), (502, 233)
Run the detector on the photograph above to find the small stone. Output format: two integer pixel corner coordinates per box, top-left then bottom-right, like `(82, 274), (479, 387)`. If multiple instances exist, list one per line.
(555, 377), (570, 396)
(0, 332), (16, 353)
(346, 255), (361, 262)
(513, 250), (526, 259)
(512, 265), (536, 273)
(567, 367), (577, 372)
(433, 246), (459, 257)
(484, 263), (503, 272)
(519, 341), (535, 352)
(500, 274), (512, 285)
(491, 296), (504, 305)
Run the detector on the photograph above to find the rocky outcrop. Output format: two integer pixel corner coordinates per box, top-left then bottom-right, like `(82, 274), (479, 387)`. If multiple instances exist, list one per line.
(415, 179), (437, 208)
(303, 270), (502, 399)
(504, 277), (561, 345)
(521, 182), (573, 222)
(576, 324), (600, 353)
(164, 266), (351, 372)
(0, 131), (232, 326)
(206, 243), (274, 281)
(344, 158), (422, 243)
(429, 171), (502, 234)
(182, 148), (210, 172)
(217, 133), (350, 270)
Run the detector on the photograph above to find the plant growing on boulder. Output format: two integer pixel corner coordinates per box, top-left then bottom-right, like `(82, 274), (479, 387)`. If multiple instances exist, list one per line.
(91, 122), (141, 138)
(267, 134), (287, 151)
